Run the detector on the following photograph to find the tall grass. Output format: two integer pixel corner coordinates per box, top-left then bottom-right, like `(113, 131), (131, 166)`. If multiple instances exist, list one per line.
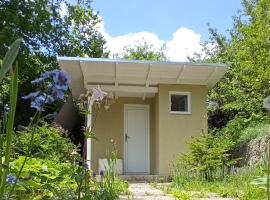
(171, 165), (266, 200)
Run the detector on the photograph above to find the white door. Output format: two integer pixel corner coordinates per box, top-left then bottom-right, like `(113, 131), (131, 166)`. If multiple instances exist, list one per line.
(124, 105), (149, 174)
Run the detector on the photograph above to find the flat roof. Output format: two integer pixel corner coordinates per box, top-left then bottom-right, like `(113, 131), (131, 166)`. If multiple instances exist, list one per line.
(57, 56), (229, 68)
(57, 57), (228, 99)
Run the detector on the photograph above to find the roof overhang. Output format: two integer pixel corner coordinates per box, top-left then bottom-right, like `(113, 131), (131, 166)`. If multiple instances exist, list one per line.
(57, 57), (228, 99)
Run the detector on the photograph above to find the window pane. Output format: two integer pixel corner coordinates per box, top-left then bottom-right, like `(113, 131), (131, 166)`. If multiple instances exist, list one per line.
(171, 94), (188, 112)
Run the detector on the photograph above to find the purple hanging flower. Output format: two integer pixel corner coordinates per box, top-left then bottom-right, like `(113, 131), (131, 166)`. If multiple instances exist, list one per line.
(89, 86), (107, 107)
(52, 70), (70, 91)
(31, 71), (51, 84)
(92, 86), (107, 102)
(51, 86), (65, 100)
(22, 70), (70, 111)
(22, 91), (40, 100)
(6, 174), (17, 184)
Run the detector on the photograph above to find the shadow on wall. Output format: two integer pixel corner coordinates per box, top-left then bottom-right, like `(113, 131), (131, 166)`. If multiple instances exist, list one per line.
(55, 96), (85, 156)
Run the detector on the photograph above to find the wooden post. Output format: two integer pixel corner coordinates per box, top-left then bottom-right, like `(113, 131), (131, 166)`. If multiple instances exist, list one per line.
(86, 96), (92, 169)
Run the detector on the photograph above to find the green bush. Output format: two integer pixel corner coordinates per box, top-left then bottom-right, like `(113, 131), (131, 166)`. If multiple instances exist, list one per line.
(6, 124), (80, 199)
(175, 131), (236, 181)
(9, 156), (79, 199)
(15, 123), (80, 162)
(219, 114), (270, 144)
(237, 119), (270, 144)
(7, 124), (129, 199)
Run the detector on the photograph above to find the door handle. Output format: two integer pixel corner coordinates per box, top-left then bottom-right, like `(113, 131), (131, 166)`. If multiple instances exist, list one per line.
(125, 133), (130, 142)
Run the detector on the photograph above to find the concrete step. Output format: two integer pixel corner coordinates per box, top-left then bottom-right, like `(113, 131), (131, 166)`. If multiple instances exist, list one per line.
(120, 175), (169, 183)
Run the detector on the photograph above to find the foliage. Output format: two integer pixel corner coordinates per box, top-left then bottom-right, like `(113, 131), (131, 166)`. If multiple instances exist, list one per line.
(233, 115), (270, 144)
(189, 0), (270, 130)
(170, 165), (265, 200)
(9, 156), (79, 199)
(212, 113), (270, 144)
(238, 121), (270, 144)
(167, 188), (192, 200)
(171, 159), (193, 187)
(3, 122), (129, 199)
(97, 143), (130, 199)
(121, 41), (167, 61)
(178, 131), (236, 181)
(15, 123), (80, 163)
(77, 148), (129, 200)
(0, 0), (108, 124)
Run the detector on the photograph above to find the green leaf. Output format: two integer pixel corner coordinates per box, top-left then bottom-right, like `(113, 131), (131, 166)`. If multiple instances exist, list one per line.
(0, 38), (22, 83)
(0, 64), (19, 197)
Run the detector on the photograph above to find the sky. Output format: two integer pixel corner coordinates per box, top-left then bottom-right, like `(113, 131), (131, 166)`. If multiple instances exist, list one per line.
(71, 0), (243, 61)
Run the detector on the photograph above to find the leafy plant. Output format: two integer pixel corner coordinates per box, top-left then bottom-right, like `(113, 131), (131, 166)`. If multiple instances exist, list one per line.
(15, 123), (80, 163)
(167, 188), (191, 200)
(9, 156), (79, 199)
(219, 114), (270, 144)
(178, 131), (236, 181)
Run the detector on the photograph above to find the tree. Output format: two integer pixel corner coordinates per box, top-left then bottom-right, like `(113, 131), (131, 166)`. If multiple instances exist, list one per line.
(192, 0), (270, 129)
(0, 0), (107, 124)
(121, 41), (167, 61)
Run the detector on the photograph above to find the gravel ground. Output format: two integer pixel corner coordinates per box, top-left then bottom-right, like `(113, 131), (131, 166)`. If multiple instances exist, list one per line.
(119, 183), (238, 200)
(119, 183), (175, 200)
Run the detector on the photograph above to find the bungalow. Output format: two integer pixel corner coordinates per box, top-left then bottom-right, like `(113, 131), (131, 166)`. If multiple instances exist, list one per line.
(56, 57), (228, 175)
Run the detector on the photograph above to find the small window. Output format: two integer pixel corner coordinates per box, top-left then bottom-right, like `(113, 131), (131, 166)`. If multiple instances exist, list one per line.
(169, 92), (191, 114)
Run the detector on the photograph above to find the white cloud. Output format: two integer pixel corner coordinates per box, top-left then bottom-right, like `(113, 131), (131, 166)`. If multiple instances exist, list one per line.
(166, 27), (203, 61)
(97, 19), (203, 61)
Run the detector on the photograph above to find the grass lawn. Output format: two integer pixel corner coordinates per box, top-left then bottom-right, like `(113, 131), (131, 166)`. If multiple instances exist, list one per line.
(153, 166), (266, 200)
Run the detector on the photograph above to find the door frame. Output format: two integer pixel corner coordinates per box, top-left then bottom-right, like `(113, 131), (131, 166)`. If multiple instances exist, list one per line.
(123, 104), (150, 174)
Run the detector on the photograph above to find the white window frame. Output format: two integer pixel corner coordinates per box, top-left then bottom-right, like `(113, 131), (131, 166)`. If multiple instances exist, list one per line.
(169, 91), (191, 114)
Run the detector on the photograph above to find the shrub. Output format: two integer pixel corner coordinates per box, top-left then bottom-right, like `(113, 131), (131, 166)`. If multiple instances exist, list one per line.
(15, 123), (80, 162)
(177, 131), (236, 181)
(220, 114), (270, 144)
(9, 156), (79, 199)
(237, 119), (270, 144)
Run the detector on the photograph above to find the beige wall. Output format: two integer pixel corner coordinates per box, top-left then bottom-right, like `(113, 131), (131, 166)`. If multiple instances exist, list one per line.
(156, 84), (208, 175)
(56, 84), (208, 175)
(91, 97), (156, 174)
